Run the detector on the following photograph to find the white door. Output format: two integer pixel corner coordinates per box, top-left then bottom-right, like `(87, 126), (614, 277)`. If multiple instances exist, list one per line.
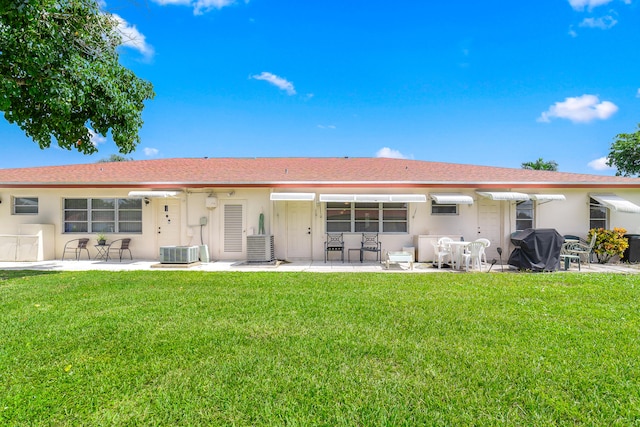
(477, 197), (502, 260)
(156, 199), (181, 249)
(286, 202), (312, 260)
(222, 201), (246, 259)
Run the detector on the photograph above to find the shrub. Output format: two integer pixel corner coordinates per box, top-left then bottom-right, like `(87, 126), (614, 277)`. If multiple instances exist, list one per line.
(587, 227), (629, 263)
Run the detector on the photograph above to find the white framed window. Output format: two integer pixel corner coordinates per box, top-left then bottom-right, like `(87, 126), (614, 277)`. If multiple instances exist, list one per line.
(12, 197), (39, 215)
(516, 200), (534, 231)
(63, 198), (142, 233)
(326, 202), (408, 233)
(431, 202), (458, 215)
(589, 197), (608, 230)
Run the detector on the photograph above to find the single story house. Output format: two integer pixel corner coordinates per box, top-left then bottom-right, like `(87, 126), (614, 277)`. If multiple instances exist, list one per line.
(1, 157), (639, 263)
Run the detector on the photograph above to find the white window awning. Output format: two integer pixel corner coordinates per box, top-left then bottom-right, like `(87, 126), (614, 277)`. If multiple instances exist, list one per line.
(591, 194), (640, 214)
(529, 194), (566, 202)
(270, 192), (316, 201)
(476, 191), (530, 201)
(128, 191), (181, 198)
(319, 194), (427, 203)
(429, 193), (474, 205)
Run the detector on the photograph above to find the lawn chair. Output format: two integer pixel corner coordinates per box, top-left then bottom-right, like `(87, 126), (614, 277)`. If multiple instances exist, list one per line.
(565, 233), (596, 265)
(107, 238), (132, 261)
(324, 233), (344, 262)
(62, 238), (90, 261)
(432, 238), (453, 269)
(462, 241), (485, 272)
(360, 233), (382, 262)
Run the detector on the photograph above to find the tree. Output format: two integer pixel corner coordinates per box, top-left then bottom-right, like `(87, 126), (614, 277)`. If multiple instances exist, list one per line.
(97, 154), (133, 162)
(0, 0), (155, 155)
(521, 158), (558, 171)
(606, 124), (640, 177)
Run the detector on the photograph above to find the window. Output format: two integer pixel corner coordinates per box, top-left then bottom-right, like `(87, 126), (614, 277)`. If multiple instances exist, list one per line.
(12, 197), (38, 215)
(516, 200), (534, 231)
(326, 202), (408, 233)
(431, 201), (458, 215)
(589, 197), (608, 230)
(63, 198), (142, 233)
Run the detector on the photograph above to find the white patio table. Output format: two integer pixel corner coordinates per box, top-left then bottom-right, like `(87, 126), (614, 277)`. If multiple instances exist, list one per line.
(447, 241), (470, 270)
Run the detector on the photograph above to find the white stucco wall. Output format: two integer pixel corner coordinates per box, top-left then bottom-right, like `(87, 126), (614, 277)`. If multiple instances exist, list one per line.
(1, 186), (639, 262)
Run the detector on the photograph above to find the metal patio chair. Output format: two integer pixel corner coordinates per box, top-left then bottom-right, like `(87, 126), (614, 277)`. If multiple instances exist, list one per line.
(324, 233), (344, 263)
(62, 238), (90, 261)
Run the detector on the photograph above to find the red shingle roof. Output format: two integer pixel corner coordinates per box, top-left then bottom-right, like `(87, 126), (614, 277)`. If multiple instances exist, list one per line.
(0, 157), (638, 188)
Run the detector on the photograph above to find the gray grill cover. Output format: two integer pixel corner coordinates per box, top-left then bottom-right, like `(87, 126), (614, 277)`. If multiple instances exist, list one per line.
(508, 228), (564, 272)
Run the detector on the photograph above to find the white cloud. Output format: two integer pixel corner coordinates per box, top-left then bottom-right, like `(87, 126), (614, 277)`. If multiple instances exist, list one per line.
(579, 15), (617, 29)
(150, 0), (236, 14)
(317, 125), (336, 130)
(568, 0), (614, 11)
(251, 72), (296, 95)
(537, 94), (618, 123)
(636, 88), (640, 98)
(88, 128), (106, 146)
(144, 147), (160, 156)
(113, 14), (154, 59)
(588, 156), (614, 171)
(376, 147), (408, 159)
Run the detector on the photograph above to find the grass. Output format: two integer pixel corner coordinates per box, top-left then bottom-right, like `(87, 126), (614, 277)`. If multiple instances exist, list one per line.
(1, 270), (639, 426)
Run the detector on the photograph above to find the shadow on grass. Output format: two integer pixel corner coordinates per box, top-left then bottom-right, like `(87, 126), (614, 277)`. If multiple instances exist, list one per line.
(0, 269), (61, 280)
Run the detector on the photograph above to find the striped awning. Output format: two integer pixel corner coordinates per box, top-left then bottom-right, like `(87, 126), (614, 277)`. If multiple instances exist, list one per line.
(128, 191), (181, 198)
(476, 191), (529, 201)
(319, 194), (427, 203)
(591, 194), (640, 214)
(529, 194), (566, 202)
(270, 192), (316, 201)
(429, 193), (474, 205)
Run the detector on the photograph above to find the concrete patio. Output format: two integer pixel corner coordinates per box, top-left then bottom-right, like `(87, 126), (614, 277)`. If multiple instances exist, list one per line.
(1, 258), (638, 274)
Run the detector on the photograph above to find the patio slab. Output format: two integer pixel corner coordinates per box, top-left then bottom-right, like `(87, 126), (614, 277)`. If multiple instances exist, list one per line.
(0, 259), (638, 274)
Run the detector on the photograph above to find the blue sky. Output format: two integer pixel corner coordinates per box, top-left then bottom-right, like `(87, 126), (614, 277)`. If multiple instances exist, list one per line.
(1, 0), (639, 174)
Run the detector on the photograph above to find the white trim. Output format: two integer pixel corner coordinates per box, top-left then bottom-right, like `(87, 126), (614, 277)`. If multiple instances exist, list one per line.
(590, 194), (640, 214)
(319, 194), (427, 203)
(270, 192), (316, 201)
(429, 193), (474, 205)
(476, 191), (529, 201)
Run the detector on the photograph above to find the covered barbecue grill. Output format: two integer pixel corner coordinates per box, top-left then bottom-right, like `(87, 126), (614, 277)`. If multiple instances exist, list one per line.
(508, 228), (564, 272)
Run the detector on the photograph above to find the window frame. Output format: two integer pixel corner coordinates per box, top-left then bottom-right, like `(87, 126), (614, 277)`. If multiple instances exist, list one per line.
(515, 199), (534, 231)
(589, 197), (608, 230)
(430, 201), (458, 215)
(326, 202), (408, 234)
(12, 196), (39, 215)
(63, 198), (143, 234)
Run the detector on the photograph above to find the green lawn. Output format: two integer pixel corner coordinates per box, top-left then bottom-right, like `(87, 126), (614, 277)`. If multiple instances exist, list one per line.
(1, 271), (639, 426)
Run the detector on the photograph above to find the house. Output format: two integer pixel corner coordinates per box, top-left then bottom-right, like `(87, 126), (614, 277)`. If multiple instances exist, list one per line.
(1, 157), (639, 262)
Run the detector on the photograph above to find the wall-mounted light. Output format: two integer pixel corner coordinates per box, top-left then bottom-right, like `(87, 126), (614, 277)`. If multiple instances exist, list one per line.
(144, 197), (150, 206)
(227, 191), (235, 197)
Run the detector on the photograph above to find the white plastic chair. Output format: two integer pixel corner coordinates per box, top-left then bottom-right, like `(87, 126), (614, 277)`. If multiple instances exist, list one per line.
(462, 241), (485, 271)
(475, 238), (491, 264)
(432, 237), (454, 269)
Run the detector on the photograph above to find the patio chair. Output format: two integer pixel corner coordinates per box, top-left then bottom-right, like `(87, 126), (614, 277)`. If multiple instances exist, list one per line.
(475, 238), (491, 264)
(432, 238), (453, 269)
(324, 233), (344, 263)
(564, 233), (596, 265)
(360, 233), (382, 262)
(106, 238), (132, 261)
(62, 238), (90, 261)
(462, 241), (485, 272)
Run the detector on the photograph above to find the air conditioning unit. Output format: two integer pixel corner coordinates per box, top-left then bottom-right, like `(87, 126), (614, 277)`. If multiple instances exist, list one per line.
(159, 246), (200, 264)
(247, 235), (275, 262)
